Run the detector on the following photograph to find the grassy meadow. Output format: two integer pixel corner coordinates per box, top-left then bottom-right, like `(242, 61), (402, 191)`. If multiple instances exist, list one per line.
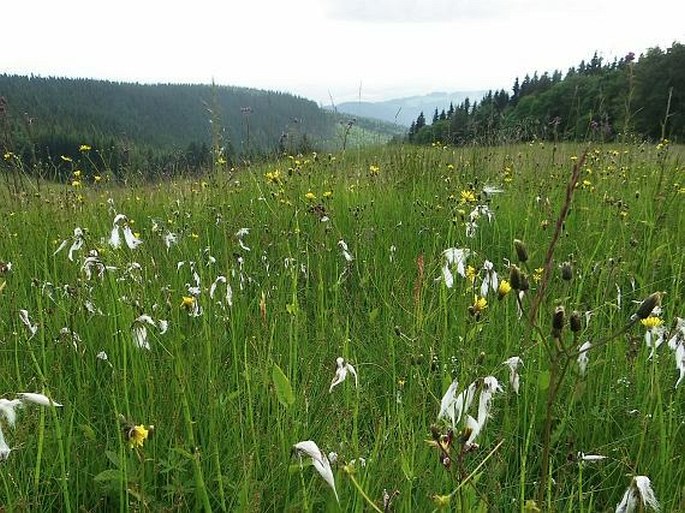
(0, 141), (684, 512)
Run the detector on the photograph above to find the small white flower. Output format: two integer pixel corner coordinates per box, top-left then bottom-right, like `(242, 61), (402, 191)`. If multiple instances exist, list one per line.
(480, 260), (499, 298)
(0, 398), (23, 427)
(482, 185), (504, 195)
(578, 452), (607, 462)
(438, 379), (477, 428)
(668, 317), (685, 350)
(338, 240), (354, 262)
(293, 440), (339, 502)
(54, 227), (86, 261)
(17, 393), (62, 407)
(329, 357), (358, 393)
(236, 228), (251, 252)
(96, 351), (109, 361)
(616, 475), (660, 513)
(442, 247), (470, 287)
(578, 341), (592, 376)
(131, 315), (156, 351)
(0, 426), (11, 461)
(164, 232), (178, 250)
(158, 320), (169, 334)
(18, 309), (38, 337)
(674, 342), (685, 389)
(123, 225), (143, 249)
(503, 356), (523, 394)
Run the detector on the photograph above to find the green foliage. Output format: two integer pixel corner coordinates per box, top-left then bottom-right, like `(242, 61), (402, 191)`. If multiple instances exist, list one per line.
(409, 42), (685, 145)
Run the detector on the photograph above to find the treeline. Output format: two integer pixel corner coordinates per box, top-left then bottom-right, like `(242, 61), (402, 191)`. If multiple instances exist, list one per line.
(0, 76), (339, 180)
(408, 42), (685, 145)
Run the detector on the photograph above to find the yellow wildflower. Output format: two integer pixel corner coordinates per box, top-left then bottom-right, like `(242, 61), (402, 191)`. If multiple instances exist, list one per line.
(127, 425), (149, 449)
(93, 175), (102, 183)
(465, 265), (477, 284)
(323, 190), (333, 198)
(641, 316), (663, 329)
(460, 190), (476, 204)
(181, 296), (195, 308)
(71, 180), (82, 188)
(498, 279), (512, 299)
(79, 144), (92, 152)
(304, 191), (316, 201)
(3, 152), (14, 160)
(369, 165), (380, 176)
(533, 267), (544, 284)
(73, 170), (82, 178)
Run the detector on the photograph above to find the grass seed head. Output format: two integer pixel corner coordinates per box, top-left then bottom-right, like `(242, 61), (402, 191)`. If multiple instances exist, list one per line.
(514, 239), (529, 263)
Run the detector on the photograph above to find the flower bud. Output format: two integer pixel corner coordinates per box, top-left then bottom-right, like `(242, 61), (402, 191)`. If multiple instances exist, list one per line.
(514, 239), (529, 263)
(569, 310), (582, 333)
(509, 265), (522, 290)
(634, 292), (661, 320)
(519, 272), (530, 292)
(552, 306), (565, 337)
(560, 261), (573, 281)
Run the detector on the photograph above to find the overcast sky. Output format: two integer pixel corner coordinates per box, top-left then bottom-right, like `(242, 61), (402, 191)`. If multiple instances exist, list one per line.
(2, 0), (683, 105)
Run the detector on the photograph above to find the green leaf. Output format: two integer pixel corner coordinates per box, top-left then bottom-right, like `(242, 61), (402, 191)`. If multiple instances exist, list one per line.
(94, 469), (123, 484)
(368, 307), (380, 323)
(272, 363), (295, 408)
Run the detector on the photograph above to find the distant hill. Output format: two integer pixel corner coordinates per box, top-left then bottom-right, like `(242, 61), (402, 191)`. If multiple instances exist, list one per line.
(0, 75), (403, 179)
(328, 91), (487, 126)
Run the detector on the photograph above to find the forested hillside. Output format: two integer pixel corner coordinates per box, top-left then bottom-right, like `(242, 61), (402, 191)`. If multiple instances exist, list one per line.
(408, 42), (685, 145)
(0, 76), (399, 180)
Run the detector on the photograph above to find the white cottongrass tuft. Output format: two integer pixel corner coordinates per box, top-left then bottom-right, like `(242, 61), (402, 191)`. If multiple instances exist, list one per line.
(18, 309), (38, 338)
(17, 393), (62, 407)
(578, 341), (592, 376)
(131, 314), (157, 350)
(577, 452), (607, 462)
(0, 398), (23, 427)
(109, 214), (143, 249)
(338, 240), (354, 262)
(329, 357), (358, 393)
(503, 356), (523, 394)
(54, 227), (86, 261)
(480, 260), (499, 297)
(616, 475), (660, 512)
(209, 275), (233, 308)
(236, 228), (251, 251)
(293, 440), (339, 502)
(0, 426), (11, 461)
(438, 379), (477, 428)
(441, 247), (470, 288)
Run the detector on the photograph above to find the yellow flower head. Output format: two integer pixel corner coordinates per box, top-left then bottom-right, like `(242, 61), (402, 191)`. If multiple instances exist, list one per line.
(73, 169), (82, 178)
(369, 164), (380, 176)
(181, 296), (195, 308)
(127, 424), (149, 449)
(498, 279), (512, 299)
(79, 144), (92, 152)
(94, 175), (102, 183)
(460, 190), (476, 204)
(304, 191), (316, 201)
(641, 316), (663, 329)
(472, 296), (488, 314)
(323, 190), (333, 199)
(465, 265), (477, 284)
(71, 180), (82, 188)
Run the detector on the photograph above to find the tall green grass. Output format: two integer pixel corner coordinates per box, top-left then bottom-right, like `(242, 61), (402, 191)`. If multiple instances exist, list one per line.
(0, 141), (683, 511)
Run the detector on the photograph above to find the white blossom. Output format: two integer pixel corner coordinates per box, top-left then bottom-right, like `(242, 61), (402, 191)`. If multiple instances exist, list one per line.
(616, 475), (660, 512)
(17, 393), (62, 407)
(293, 440), (339, 502)
(338, 240), (353, 262)
(329, 357), (358, 393)
(503, 356), (523, 394)
(578, 341), (592, 376)
(18, 309), (38, 337)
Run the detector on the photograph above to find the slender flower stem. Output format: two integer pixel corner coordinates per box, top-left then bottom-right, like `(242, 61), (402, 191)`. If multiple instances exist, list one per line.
(347, 471), (383, 513)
